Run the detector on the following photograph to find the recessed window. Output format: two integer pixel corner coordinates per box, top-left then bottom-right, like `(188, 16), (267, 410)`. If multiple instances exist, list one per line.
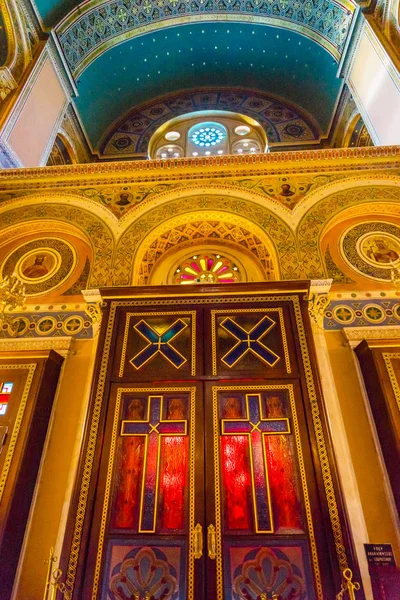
(191, 125), (225, 147)
(235, 125), (251, 136)
(232, 139), (262, 155)
(165, 131), (181, 141)
(156, 145), (184, 159)
(149, 112), (267, 158)
(0, 382), (13, 415)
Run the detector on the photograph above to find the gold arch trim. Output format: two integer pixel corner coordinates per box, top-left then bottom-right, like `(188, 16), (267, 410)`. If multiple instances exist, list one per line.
(130, 210), (281, 285)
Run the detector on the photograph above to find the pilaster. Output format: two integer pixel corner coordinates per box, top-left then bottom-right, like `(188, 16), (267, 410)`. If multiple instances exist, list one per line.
(308, 279), (373, 598)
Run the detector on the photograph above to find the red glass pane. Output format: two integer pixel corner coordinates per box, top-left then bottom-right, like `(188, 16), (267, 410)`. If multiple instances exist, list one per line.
(264, 393), (303, 533)
(221, 435), (252, 531)
(216, 265), (229, 274)
(112, 436), (145, 530)
(265, 435), (303, 532)
(159, 436), (189, 532)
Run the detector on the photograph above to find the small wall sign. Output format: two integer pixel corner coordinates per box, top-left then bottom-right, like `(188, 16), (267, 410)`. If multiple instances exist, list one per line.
(364, 544), (396, 568)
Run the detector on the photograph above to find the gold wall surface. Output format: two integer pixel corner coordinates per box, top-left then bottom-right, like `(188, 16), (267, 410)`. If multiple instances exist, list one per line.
(12, 338), (97, 600)
(325, 330), (400, 562)
(0, 146), (399, 295)
(0, 146), (399, 598)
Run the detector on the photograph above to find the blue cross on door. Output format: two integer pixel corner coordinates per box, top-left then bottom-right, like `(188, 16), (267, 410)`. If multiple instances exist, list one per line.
(130, 319), (188, 370)
(220, 316), (280, 368)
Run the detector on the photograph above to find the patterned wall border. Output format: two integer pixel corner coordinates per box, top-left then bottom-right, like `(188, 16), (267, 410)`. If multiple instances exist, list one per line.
(324, 297), (400, 329)
(57, 0), (356, 77)
(0, 311), (94, 338)
(0, 145), (398, 184)
(383, 352), (400, 412)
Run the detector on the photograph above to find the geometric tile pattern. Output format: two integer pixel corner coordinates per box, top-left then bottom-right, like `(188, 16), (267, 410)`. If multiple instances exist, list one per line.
(138, 220), (275, 284)
(0, 311), (94, 338)
(324, 298), (400, 330)
(58, 0), (354, 75)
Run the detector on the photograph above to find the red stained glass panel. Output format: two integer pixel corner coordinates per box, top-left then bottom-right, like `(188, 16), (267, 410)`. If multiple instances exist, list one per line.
(264, 393), (303, 533)
(112, 436), (145, 530)
(221, 435), (252, 531)
(159, 435), (189, 532)
(110, 393), (191, 534)
(265, 435), (303, 533)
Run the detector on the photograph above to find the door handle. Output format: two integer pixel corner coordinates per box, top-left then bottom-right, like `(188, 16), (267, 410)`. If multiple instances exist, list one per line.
(207, 524), (217, 560)
(192, 523), (203, 559)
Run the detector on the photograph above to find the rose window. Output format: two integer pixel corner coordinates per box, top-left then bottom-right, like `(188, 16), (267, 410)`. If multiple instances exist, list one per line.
(191, 127), (225, 147)
(175, 254), (239, 284)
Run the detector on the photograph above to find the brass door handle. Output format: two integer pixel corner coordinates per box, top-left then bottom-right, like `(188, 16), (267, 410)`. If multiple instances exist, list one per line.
(192, 523), (203, 559)
(207, 524), (216, 560)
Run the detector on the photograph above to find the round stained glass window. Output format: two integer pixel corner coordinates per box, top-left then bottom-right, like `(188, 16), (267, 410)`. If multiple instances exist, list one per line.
(175, 254), (240, 284)
(191, 126), (225, 147)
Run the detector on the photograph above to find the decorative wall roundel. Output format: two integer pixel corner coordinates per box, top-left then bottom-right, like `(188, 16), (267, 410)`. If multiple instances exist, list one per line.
(341, 222), (400, 281)
(2, 238), (77, 295)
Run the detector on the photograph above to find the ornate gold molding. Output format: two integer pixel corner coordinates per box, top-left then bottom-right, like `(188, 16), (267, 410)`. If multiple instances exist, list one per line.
(66, 292), (350, 597)
(0, 67), (17, 101)
(0, 146), (398, 189)
(0, 337), (73, 356)
(342, 325), (400, 345)
(307, 279), (333, 330)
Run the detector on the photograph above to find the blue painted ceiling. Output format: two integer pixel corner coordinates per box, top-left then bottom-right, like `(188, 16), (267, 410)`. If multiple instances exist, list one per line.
(74, 22), (342, 149)
(35, 0), (77, 27)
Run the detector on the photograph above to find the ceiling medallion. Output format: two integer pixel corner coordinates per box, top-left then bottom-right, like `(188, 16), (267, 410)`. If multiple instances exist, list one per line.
(175, 254), (239, 284)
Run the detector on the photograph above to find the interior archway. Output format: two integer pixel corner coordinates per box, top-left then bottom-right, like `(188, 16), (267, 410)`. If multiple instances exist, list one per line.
(131, 214), (279, 285)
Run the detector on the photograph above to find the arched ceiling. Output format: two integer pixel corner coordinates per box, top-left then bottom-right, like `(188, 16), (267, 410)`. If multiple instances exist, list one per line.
(73, 22), (343, 148)
(39, 0), (356, 51)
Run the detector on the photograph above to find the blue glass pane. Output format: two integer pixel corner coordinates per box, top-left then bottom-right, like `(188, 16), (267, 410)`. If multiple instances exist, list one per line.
(191, 126), (225, 147)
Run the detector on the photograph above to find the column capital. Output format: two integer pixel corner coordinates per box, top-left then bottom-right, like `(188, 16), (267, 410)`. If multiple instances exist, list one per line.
(307, 279), (333, 331)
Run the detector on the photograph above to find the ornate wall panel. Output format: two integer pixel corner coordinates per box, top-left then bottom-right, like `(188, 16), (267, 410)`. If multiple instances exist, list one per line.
(297, 185), (400, 279)
(136, 219), (276, 285)
(0, 204), (114, 287)
(115, 199), (295, 285)
(101, 89), (321, 157)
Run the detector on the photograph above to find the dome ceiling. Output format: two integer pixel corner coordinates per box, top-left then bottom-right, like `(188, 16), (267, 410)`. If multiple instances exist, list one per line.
(73, 22), (343, 149)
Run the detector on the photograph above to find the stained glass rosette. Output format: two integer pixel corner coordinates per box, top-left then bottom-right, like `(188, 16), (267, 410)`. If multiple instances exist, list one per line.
(175, 254), (239, 284)
(191, 127), (225, 147)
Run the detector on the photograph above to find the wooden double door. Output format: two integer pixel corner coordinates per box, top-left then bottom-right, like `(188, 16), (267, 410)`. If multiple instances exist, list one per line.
(66, 285), (360, 600)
